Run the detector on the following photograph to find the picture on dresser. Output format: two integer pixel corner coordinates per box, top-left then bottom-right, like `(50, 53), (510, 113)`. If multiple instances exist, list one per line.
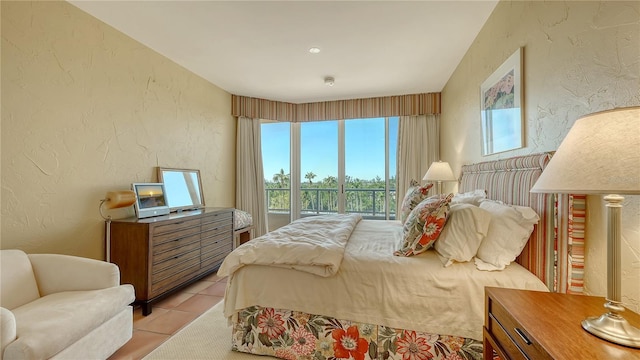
(131, 183), (170, 218)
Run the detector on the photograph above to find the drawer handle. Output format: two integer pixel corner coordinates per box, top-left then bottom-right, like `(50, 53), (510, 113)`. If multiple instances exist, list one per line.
(514, 327), (532, 345)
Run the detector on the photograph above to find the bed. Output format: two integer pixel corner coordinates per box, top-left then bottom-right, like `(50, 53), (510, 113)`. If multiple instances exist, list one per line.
(218, 153), (585, 360)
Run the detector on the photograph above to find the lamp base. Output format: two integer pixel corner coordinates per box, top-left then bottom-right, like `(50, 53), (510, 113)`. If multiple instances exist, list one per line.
(582, 311), (640, 348)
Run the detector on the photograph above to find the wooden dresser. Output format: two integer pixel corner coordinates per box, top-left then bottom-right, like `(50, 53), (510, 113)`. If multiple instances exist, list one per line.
(484, 287), (640, 360)
(110, 207), (234, 315)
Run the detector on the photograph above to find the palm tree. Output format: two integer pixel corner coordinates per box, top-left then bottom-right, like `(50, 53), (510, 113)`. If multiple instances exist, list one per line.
(304, 171), (316, 185)
(323, 175), (337, 186)
(272, 169), (289, 209)
(272, 168), (289, 188)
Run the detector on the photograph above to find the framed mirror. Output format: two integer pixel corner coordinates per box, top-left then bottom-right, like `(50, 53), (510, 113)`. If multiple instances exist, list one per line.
(156, 167), (205, 212)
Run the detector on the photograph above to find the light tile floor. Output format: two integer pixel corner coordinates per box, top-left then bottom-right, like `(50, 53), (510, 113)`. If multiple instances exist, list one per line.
(108, 273), (226, 360)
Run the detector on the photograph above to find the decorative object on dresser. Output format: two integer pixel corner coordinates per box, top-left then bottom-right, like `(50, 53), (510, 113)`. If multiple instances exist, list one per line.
(531, 106), (640, 348)
(109, 207), (234, 315)
(484, 287), (640, 359)
(423, 160), (456, 194)
(157, 167), (205, 212)
(131, 182), (170, 218)
(99, 190), (136, 262)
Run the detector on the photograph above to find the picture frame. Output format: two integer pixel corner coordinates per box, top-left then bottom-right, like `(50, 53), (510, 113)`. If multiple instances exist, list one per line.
(131, 182), (170, 218)
(480, 47), (524, 156)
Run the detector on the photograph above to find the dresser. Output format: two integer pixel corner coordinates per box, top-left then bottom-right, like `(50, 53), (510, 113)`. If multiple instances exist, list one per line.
(109, 207), (234, 315)
(484, 287), (640, 359)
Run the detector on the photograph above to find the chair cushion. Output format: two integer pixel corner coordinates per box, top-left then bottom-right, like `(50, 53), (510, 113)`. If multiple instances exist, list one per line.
(0, 250), (40, 310)
(5, 284), (134, 360)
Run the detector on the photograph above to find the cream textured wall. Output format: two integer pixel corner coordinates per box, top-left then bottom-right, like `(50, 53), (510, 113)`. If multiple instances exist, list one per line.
(441, 1), (639, 311)
(1, 1), (235, 260)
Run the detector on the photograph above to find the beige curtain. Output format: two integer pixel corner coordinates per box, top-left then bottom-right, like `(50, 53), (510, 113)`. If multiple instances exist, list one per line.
(396, 114), (440, 200)
(236, 116), (268, 237)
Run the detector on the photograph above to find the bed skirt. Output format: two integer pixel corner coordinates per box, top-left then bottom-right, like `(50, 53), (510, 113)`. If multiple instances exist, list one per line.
(231, 305), (483, 360)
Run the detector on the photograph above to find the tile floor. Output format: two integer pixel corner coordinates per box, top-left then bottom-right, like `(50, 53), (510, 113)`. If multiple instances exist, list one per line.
(108, 272), (227, 360)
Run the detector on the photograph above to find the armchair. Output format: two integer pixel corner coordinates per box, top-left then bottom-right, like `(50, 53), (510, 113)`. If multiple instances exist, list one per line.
(0, 250), (135, 360)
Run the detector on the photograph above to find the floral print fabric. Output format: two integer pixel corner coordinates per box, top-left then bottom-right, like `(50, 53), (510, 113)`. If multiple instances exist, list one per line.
(234, 209), (253, 230)
(232, 305), (482, 360)
(395, 193), (453, 257)
(399, 180), (434, 224)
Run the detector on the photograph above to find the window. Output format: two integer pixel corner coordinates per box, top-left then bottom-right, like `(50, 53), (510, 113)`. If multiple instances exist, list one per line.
(262, 117), (398, 230)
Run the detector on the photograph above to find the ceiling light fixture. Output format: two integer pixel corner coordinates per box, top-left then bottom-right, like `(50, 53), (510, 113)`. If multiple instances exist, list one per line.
(324, 76), (335, 86)
(309, 47), (320, 54)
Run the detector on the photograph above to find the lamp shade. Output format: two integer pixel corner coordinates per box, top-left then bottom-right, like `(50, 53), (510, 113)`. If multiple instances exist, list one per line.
(423, 161), (456, 182)
(103, 190), (136, 209)
(531, 107), (640, 195)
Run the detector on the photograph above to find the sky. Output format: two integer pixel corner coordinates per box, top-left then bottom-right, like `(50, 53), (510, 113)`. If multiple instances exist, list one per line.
(261, 117), (398, 183)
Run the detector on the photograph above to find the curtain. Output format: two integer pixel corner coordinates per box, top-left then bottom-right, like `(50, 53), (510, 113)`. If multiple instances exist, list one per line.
(231, 93), (441, 122)
(396, 114), (440, 201)
(236, 116), (268, 237)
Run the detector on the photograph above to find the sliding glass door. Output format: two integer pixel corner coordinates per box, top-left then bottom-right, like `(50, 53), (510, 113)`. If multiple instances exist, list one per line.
(262, 117), (397, 230)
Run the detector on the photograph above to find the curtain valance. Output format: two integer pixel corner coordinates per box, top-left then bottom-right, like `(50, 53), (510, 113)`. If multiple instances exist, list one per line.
(231, 92), (441, 122)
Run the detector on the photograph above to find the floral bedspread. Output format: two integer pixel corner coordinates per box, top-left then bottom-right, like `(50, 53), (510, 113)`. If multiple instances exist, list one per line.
(232, 305), (483, 360)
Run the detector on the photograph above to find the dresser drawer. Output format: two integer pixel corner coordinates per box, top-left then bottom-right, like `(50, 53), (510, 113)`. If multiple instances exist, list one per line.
(152, 248), (200, 274)
(153, 225), (201, 245)
(201, 211), (232, 228)
(153, 218), (201, 236)
(201, 237), (233, 257)
(201, 223), (233, 240)
(151, 263), (200, 297)
(201, 244), (232, 269)
(153, 233), (201, 261)
(488, 297), (550, 360)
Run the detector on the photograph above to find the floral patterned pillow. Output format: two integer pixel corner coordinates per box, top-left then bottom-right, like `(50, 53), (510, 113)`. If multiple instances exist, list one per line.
(234, 209), (253, 230)
(395, 193), (454, 257)
(399, 180), (434, 224)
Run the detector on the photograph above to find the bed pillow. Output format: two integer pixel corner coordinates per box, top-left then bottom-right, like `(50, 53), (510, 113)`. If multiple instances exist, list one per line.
(399, 180), (434, 223)
(474, 200), (540, 271)
(434, 203), (493, 267)
(450, 189), (487, 206)
(395, 193), (453, 257)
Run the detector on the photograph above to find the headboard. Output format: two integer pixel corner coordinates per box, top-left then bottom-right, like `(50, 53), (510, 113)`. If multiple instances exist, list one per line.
(459, 153), (556, 290)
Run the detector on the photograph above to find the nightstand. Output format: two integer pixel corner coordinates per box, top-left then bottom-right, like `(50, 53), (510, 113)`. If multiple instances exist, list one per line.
(484, 287), (640, 359)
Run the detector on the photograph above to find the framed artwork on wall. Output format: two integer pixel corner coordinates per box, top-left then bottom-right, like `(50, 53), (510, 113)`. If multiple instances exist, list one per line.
(480, 47), (524, 156)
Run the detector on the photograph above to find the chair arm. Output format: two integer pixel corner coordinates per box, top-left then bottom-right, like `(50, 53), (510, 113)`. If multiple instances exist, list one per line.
(28, 254), (121, 296)
(1, 307), (16, 360)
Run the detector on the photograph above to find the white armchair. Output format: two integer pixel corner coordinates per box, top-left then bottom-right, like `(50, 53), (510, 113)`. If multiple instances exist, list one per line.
(0, 250), (135, 360)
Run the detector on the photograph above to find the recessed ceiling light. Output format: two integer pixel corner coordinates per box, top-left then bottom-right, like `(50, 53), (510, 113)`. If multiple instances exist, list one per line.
(309, 47), (321, 54)
(324, 76), (335, 86)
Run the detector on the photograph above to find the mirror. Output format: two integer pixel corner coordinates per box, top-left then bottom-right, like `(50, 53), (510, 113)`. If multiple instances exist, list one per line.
(156, 167), (205, 212)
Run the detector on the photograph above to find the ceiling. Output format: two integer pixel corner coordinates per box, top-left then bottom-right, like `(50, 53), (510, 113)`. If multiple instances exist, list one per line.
(69, 1), (498, 104)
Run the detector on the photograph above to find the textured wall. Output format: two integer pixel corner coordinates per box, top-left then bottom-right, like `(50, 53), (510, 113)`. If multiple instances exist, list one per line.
(442, 1), (639, 311)
(1, 1), (235, 260)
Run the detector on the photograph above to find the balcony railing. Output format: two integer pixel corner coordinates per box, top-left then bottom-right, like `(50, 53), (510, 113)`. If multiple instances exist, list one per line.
(266, 187), (396, 220)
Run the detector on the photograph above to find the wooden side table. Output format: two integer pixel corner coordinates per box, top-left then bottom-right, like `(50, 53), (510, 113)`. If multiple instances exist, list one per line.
(234, 225), (254, 248)
(484, 287), (640, 359)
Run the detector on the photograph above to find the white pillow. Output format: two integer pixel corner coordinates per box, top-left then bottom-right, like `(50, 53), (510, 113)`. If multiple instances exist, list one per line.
(474, 200), (539, 271)
(434, 203), (492, 267)
(451, 189), (487, 206)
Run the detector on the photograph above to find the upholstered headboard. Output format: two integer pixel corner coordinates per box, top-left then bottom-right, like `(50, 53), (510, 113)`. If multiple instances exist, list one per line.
(459, 153), (556, 290)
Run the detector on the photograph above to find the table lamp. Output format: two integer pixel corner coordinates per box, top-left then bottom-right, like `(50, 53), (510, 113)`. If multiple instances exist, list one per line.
(531, 106), (640, 348)
(423, 161), (456, 195)
(99, 190), (136, 262)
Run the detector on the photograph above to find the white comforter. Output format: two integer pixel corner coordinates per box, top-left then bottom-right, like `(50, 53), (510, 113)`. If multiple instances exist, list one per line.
(218, 214), (362, 278)
(222, 218), (549, 341)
